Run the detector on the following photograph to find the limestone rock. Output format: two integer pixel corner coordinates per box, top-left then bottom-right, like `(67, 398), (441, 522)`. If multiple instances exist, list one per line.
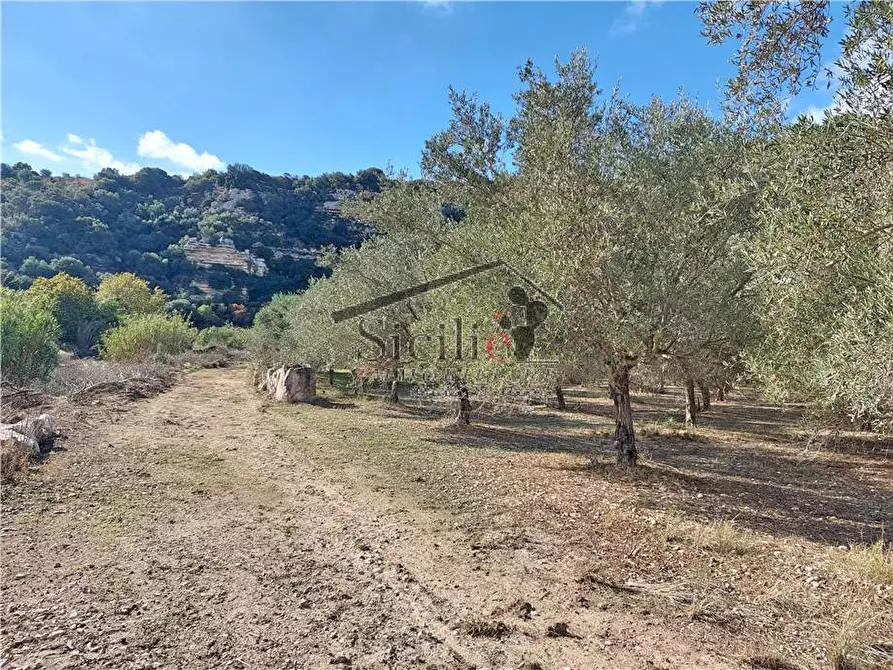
(265, 366), (316, 403)
(0, 413), (55, 456)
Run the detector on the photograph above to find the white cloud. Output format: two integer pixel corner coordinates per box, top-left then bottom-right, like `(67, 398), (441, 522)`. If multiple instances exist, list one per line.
(13, 139), (64, 162)
(62, 137), (142, 175)
(137, 130), (224, 173)
(611, 0), (662, 36)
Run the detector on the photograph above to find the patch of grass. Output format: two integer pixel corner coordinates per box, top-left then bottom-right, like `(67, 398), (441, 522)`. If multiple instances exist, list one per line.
(692, 519), (757, 555)
(827, 605), (893, 670)
(838, 538), (893, 586)
(661, 511), (756, 556)
(1, 439), (31, 484)
(638, 419), (701, 441)
(829, 634), (893, 670)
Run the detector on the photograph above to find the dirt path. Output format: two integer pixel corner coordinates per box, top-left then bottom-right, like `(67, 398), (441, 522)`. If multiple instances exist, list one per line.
(3, 368), (741, 669)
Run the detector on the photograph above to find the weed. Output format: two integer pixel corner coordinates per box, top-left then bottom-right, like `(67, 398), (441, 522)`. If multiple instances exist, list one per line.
(463, 619), (512, 639)
(1, 439), (32, 484)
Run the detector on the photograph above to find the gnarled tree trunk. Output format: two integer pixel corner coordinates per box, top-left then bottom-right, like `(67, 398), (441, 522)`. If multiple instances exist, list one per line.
(716, 385), (725, 402)
(388, 379), (399, 403)
(457, 387), (471, 424)
(698, 380), (711, 411)
(685, 378), (698, 427)
(555, 385), (566, 410)
(610, 365), (637, 466)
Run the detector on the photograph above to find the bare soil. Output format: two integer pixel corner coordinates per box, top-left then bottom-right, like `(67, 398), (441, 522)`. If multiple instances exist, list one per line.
(2, 367), (891, 670)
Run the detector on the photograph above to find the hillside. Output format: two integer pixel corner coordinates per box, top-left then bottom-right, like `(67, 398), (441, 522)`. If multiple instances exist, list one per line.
(0, 161), (384, 322)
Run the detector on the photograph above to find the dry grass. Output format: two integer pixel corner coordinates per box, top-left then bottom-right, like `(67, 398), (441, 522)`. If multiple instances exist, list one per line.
(835, 539), (893, 587)
(827, 605), (893, 670)
(1, 439), (32, 484)
(692, 519), (758, 555)
(42, 358), (172, 396)
(661, 510), (757, 555)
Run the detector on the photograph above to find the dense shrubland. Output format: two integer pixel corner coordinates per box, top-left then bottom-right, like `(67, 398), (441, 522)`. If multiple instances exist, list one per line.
(0, 162), (384, 317)
(0, 287), (60, 385)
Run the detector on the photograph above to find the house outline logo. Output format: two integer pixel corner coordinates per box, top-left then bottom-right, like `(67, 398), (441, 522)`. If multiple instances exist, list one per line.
(330, 260), (562, 363)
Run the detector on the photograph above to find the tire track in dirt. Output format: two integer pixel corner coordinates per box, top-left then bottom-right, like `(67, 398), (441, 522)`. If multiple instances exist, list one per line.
(2, 368), (733, 669)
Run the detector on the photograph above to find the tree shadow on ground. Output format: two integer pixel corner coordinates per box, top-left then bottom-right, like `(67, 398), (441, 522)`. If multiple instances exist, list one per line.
(426, 392), (892, 548)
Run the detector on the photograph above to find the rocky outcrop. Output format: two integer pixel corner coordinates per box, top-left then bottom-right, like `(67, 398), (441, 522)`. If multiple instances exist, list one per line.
(184, 238), (268, 276)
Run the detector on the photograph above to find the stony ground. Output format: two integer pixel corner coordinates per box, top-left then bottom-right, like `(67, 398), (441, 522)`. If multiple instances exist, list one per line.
(2, 367), (891, 670)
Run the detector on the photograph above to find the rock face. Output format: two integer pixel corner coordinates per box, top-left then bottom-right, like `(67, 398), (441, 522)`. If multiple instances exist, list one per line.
(0, 413), (56, 456)
(260, 366), (316, 403)
(184, 238), (268, 276)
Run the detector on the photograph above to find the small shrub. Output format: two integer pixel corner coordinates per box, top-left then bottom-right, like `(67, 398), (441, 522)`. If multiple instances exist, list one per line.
(194, 325), (250, 350)
(0, 287), (60, 384)
(26, 273), (106, 348)
(100, 313), (197, 362)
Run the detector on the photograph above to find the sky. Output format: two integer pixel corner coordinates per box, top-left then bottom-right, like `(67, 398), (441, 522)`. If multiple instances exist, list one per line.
(1, 1), (845, 179)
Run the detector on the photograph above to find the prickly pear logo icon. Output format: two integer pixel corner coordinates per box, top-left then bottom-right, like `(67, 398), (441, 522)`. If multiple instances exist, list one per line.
(492, 285), (549, 362)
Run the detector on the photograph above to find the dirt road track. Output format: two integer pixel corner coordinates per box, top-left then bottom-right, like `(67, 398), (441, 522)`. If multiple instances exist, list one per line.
(1, 368), (732, 669)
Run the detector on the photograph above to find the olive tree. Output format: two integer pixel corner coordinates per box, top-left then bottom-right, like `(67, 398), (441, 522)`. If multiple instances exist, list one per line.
(699, 0), (893, 122)
(745, 113), (893, 431)
(394, 51), (758, 463)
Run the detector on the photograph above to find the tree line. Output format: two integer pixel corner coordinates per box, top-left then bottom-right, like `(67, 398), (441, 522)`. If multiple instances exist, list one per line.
(249, 47), (892, 464)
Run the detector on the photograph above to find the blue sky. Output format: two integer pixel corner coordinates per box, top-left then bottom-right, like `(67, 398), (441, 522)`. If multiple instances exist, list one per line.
(2, 1), (844, 178)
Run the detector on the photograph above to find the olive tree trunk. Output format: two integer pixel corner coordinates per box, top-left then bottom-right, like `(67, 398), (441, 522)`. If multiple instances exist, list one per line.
(610, 366), (637, 466)
(716, 385), (725, 402)
(555, 385), (566, 410)
(698, 380), (711, 411)
(684, 378), (698, 427)
(388, 379), (399, 403)
(457, 387), (471, 424)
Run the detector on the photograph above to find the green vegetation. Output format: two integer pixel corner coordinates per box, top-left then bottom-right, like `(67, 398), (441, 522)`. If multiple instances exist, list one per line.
(0, 287), (60, 384)
(699, 0), (892, 122)
(194, 324), (250, 350)
(95, 272), (167, 315)
(3, 4), (890, 450)
(25, 272), (115, 356)
(100, 313), (197, 362)
(0, 163), (385, 317)
(250, 47), (892, 457)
